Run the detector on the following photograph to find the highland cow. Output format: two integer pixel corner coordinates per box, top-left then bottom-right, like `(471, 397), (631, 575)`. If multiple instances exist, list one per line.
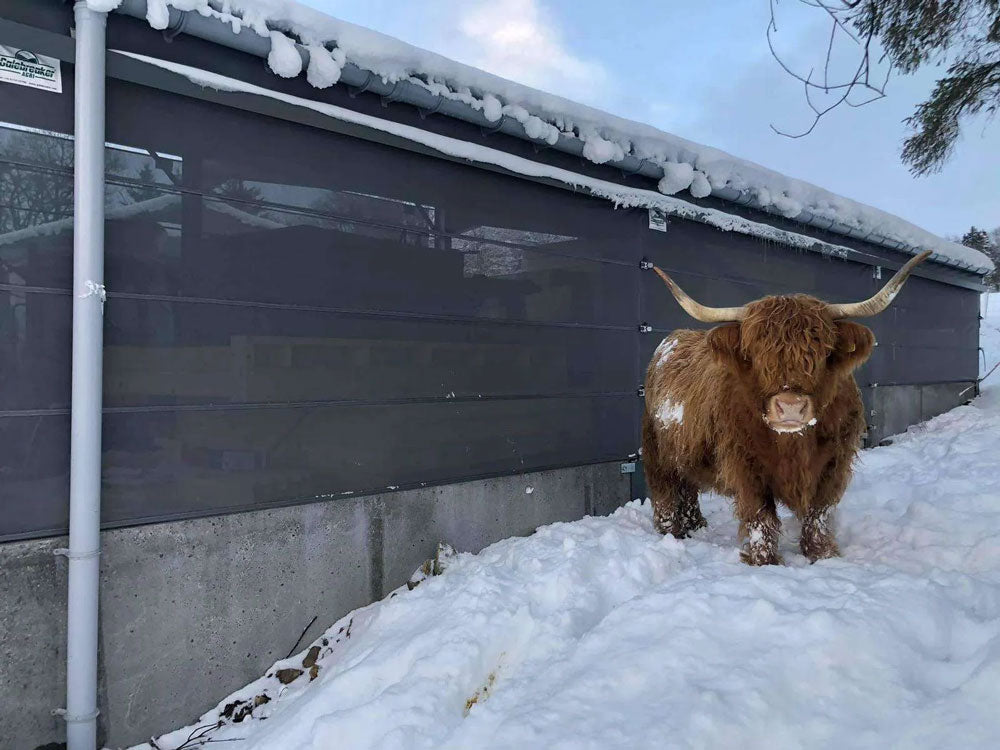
(643, 251), (930, 565)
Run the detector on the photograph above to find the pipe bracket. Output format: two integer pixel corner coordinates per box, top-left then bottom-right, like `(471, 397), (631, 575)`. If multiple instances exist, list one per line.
(479, 118), (506, 136)
(347, 70), (375, 98)
(380, 80), (404, 108)
(78, 280), (107, 307)
(53, 547), (101, 560)
(619, 157), (649, 178)
(53, 707), (101, 723)
(417, 98), (445, 119)
(162, 11), (188, 42)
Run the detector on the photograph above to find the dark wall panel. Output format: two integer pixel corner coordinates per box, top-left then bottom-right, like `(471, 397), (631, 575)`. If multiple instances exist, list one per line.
(0, 414), (69, 538)
(0, 74), (643, 540)
(0, 48), (980, 541)
(0, 290), (71, 411)
(103, 298), (636, 407)
(639, 219), (980, 392)
(97, 195), (636, 328)
(98, 396), (634, 528)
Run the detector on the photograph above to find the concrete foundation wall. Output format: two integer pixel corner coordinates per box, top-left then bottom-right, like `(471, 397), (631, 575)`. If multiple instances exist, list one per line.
(0, 461), (628, 749)
(866, 381), (976, 445)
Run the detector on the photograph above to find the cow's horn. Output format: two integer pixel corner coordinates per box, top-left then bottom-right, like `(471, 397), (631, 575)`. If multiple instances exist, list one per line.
(825, 250), (931, 319)
(652, 266), (746, 323)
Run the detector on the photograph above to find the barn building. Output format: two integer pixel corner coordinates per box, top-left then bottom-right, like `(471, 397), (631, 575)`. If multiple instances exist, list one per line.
(0, 1), (991, 747)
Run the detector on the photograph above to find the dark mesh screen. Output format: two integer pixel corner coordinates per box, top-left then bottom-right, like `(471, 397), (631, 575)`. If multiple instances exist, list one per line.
(0, 66), (980, 540)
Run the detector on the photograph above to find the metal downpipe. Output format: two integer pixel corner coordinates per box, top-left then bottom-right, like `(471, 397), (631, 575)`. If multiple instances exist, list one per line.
(64, 3), (107, 749)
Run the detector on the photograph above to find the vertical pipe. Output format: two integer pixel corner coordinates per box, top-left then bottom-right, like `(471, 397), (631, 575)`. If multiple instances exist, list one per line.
(66, 3), (106, 749)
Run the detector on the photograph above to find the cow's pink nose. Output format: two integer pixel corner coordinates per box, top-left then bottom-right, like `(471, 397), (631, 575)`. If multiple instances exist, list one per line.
(774, 393), (808, 420)
(765, 392), (815, 431)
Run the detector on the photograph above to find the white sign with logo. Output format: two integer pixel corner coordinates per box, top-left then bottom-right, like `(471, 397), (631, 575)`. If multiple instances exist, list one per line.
(0, 44), (62, 93)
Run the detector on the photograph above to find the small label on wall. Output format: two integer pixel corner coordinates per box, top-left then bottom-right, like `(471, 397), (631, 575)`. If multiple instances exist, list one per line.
(0, 44), (62, 93)
(648, 208), (667, 232)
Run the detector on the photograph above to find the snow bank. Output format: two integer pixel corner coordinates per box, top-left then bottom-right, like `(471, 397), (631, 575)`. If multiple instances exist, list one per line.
(89, 0), (992, 272)
(133, 328), (1000, 749)
(982, 292), (1000, 379)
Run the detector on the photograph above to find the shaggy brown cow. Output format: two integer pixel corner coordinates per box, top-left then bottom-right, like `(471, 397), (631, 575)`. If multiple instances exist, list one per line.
(642, 251), (930, 565)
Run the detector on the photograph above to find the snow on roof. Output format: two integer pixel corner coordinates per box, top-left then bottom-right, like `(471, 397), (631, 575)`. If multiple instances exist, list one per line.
(90, 0), (992, 272)
(112, 50), (883, 265)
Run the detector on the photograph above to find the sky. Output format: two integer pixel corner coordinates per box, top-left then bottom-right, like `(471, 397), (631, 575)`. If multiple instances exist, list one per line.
(297, 0), (999, 238)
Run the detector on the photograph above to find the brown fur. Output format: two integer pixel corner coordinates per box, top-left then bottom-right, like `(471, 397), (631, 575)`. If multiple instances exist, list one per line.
(643, 295), (874, 564)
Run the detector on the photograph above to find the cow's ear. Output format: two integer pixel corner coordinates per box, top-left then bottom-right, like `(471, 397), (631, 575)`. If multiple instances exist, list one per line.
(829, 321), (874, 373)
(707, 324), (745, 368)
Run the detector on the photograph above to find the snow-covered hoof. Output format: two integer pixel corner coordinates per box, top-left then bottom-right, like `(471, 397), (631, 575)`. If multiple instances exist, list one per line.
(678, 505), (708, 534)
(739, 515), (781, 565)
(800, 535), (840, 563)
(654, 510), (705, 539)
(740, 545), (783, 566)
(652, 504), (677, 535)
(800, 508), (839, 563)
(654, 516), (687, 538)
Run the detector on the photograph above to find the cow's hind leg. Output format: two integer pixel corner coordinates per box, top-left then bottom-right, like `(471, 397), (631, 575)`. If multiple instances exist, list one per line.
(652, 475), (704, 539)
(643, 412), (705, 538)
(676, 480), (707, 535)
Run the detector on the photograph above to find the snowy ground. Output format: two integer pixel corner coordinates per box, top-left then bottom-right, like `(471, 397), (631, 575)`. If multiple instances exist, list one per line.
(983, 292), (1000, 380)
(138, 301), (1000, 750)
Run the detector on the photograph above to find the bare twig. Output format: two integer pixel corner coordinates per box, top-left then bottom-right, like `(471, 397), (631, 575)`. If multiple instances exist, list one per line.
(286, 615), (319, 659)
(768, 0), (892, 137)
(824, 20), (836, 88)
(171, 721), (224, 750)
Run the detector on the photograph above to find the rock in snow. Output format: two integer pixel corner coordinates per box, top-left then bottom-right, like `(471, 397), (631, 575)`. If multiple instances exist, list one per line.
(136, 300), (1000, 749)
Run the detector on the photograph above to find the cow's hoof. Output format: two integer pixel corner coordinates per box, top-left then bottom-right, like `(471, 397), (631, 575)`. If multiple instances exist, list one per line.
(655, 510), (707, 539)
(661, 524), (691, 540)
(681, 510), (708, 534)
(801, 538), (840, 563)
(740, 546), (783, 566)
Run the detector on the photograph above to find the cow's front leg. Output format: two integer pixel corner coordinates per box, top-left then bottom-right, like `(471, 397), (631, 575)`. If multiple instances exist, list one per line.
(799, 506), (839, 562)
(800, 451), (849, 562)
(736, 491), (782, 566)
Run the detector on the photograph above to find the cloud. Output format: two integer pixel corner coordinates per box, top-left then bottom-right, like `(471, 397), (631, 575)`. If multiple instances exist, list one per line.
(681, 39), (1000, 237)
(309, 0), (614, 107)
(451, 0), (611, 104)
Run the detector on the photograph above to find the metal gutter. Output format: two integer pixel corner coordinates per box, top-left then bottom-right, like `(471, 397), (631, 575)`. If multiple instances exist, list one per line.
(109, 0), (988, 276)
(59, 3), (107, 749)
